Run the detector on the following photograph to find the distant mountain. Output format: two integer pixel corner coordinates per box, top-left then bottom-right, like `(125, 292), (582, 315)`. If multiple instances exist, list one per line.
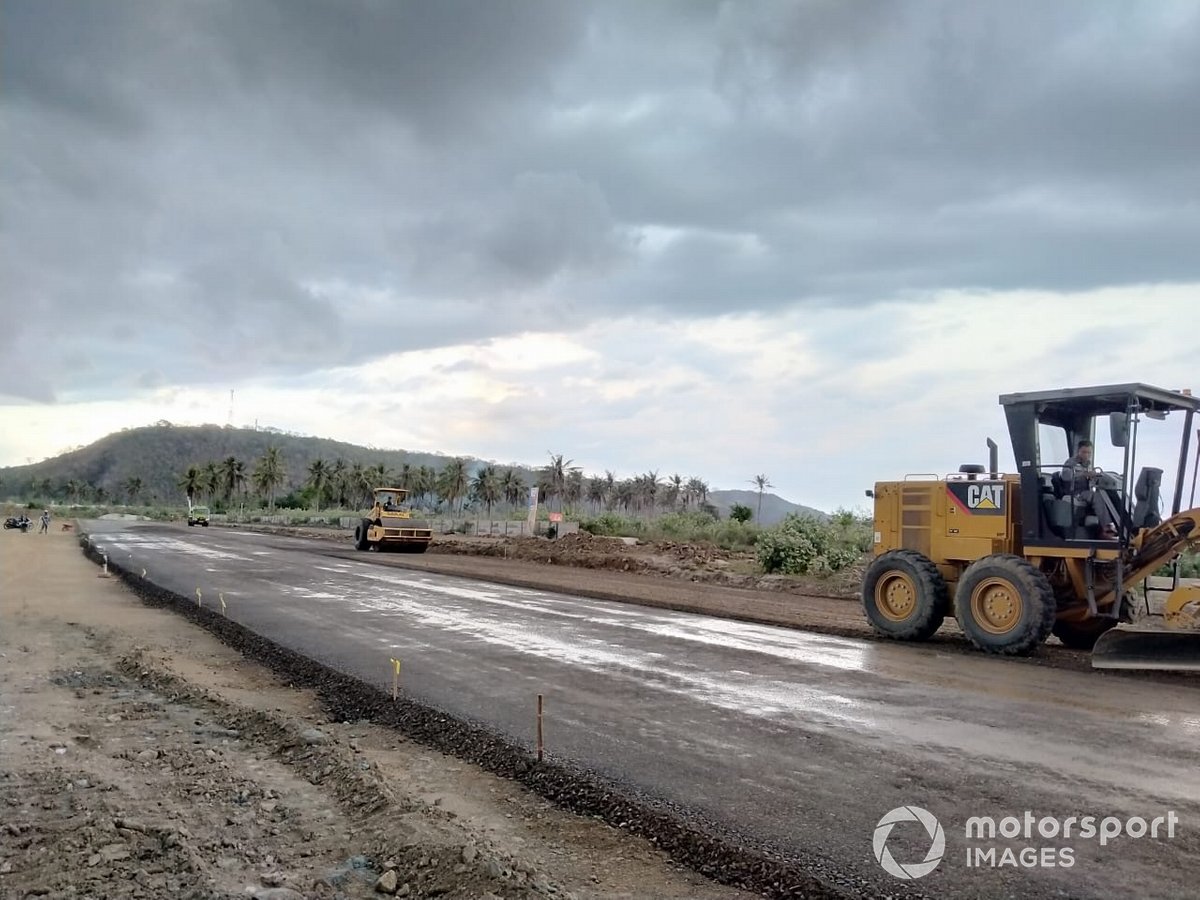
(0, 423), (829, 522)
(0, 423), (532, 505)
(707, 489), (828, 526)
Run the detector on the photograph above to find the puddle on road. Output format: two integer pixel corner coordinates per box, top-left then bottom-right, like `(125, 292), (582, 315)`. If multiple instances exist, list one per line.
(94, 531), (251, 562)
(85, 524), (1200, 789)
(626, 619), (873, 672)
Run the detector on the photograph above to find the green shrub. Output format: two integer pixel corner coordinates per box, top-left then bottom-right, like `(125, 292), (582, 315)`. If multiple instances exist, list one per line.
(729, 503), (753, 523)
(1156, 551), (1199, 579)
(756, 513), (865, 575)
(580, 514), (646, 537)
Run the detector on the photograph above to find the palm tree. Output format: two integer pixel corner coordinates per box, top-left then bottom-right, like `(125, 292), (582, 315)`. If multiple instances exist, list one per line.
(664, 474), (684, 512)
(307, 458), (330, 512)
(398, 463), (413, 491)
(348, 463), (371, 508)
(500, 468), (526, 513)
(202, 462), (220, 504)
(437, 458), (469, 513)
(253, 446), (286, 512)
(329, 459), (348, 508)
(471, 465), (501, 519)
(124, 477), (143, 505)
(565, 468), (584, 512)
(178, 467), (203, 506)
(219, 457), (241, 502)
(367, 462), (390, 488)
(413, 465), (436, 508)
(221, 457), (248, 516)
(615, 480), (636, 514)
(586, 477), (606, 514)
(541, 453), (574, 512)
(751, 474), (773, 523)
(639, 470), (661, 518)
(604, 471), (617, 510)
(63, 479), (81, 504)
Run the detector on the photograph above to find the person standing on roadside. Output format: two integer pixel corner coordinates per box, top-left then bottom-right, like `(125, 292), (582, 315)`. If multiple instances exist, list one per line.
(39, 509), (50, 534)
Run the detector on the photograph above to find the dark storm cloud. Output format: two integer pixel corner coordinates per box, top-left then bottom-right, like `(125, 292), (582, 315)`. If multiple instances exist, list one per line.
(2, 0), (1198, 401)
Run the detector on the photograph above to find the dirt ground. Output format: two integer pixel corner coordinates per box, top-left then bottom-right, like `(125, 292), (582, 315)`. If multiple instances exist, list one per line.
(0, 530), (754, 900)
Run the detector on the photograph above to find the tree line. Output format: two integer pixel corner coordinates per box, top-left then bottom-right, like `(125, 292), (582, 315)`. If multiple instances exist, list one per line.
(172, 448), (721, 519)
(6, 449), (778, 523)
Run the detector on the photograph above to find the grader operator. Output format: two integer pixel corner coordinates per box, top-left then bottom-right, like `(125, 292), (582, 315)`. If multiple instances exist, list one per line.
(353, 487), (433, 553)
(861, 383), (1200, 670)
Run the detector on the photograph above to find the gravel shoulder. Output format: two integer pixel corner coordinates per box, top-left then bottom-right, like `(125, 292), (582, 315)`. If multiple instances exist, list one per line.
(0, 529), (753, 900)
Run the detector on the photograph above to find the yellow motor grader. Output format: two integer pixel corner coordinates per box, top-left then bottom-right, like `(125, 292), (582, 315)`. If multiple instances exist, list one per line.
(861, 383), (1200, 670)
(354, 487), (433, 553)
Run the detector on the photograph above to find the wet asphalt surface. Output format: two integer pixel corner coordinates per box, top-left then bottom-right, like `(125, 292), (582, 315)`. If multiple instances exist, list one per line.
(82, 521), (1200, 899)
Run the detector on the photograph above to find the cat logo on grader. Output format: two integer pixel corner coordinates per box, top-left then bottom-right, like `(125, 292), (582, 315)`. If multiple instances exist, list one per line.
(967, 483), (1003, 510)
(946, 481), (1005, 515)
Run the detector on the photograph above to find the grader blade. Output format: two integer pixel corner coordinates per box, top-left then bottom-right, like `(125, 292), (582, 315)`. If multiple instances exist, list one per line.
(1092, 625), (1200, 671)
(1092, 584), (1200, 670)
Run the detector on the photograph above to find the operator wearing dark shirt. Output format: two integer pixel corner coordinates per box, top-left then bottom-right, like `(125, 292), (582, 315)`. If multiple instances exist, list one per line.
(1061, 440), (1118, 539)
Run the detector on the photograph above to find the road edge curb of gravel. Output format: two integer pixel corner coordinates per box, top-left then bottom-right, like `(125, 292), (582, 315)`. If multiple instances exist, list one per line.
(77, 531), (907, 900)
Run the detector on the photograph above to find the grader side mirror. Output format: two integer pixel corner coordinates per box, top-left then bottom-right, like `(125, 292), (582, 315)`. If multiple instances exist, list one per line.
(1110, 411), (1130, 448)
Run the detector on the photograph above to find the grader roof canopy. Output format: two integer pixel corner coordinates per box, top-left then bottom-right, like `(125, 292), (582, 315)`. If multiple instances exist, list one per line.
(999, 383), (1198, 415)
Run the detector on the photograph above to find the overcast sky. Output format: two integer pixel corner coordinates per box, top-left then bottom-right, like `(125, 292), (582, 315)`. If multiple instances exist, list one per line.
(3, 1), (1199, 511)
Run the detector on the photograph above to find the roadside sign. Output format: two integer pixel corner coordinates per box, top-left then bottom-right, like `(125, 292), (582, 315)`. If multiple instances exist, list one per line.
(549, 512), (562, 523)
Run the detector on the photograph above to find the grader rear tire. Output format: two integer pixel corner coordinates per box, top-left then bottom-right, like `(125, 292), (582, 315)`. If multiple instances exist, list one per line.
(862, 549), (949, 641)
(955, 554), (1056, 655)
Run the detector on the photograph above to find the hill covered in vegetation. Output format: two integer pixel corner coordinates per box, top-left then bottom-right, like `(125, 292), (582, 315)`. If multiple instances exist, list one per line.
(0, 422), (822, 523)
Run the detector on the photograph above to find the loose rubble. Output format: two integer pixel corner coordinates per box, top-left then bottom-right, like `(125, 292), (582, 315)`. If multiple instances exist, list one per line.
(0, 529), (763, 900)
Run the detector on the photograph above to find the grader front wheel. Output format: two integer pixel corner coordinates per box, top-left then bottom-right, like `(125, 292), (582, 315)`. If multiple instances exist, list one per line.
(862, 550), (949, 641)
(955, 555), (1056, 655)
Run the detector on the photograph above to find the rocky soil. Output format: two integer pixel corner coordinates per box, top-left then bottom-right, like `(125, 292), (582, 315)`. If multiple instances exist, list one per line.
(0, 530), (753, 900)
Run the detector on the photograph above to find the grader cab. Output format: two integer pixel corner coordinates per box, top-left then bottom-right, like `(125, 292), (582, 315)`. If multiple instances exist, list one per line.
(862, 383), (1200, 670)
(353, 487), (433, 553)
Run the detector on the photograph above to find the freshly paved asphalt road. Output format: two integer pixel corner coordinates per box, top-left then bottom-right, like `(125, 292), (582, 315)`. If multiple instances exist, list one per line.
(83, 521), (1200, 899)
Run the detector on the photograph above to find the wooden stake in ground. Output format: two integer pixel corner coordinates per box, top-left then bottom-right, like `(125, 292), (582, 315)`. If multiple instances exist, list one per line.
(537, 693), (544, 762)
(390, 657), (401, 701)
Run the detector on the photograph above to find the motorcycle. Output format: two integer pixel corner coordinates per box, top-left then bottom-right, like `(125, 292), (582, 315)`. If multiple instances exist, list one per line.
(4, 515), (32, 532)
